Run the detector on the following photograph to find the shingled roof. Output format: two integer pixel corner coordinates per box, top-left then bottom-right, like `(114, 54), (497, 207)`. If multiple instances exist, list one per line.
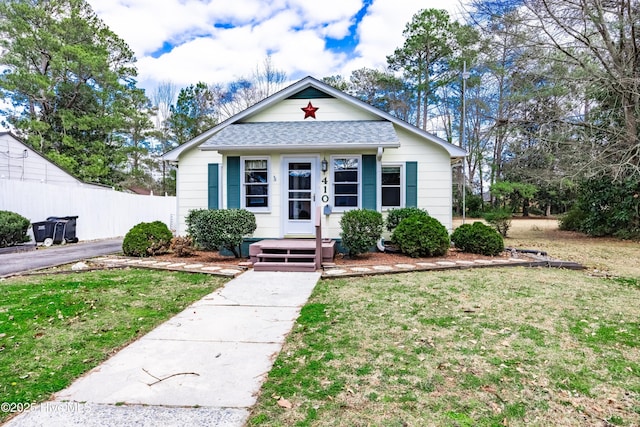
(162, 76), (467, 161)
(199, 120), (400, 150)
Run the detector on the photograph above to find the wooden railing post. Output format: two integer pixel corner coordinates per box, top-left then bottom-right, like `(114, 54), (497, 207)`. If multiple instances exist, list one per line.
(315, 206), (321, 270)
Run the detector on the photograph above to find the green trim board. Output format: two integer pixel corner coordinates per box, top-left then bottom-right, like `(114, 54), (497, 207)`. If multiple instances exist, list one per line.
(287, 87), (333, 99)
(406, 161), (418, 207)
(362, 154), (377, 209)
(227, 156), (241, 209)
(207, 163), (219, 209)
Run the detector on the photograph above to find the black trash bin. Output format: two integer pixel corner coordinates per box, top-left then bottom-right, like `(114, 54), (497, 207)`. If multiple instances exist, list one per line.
(46, 216), (79, 244)
(32, 221), (55, 245)
(32, 216), (79, 246)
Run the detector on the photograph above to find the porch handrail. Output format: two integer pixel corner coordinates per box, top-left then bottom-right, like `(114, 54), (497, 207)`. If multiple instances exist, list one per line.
(315, 206), (321, 269)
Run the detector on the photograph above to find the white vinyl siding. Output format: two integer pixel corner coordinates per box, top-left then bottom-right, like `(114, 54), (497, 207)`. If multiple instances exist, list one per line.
(174, 147), (222, 235)
(246, 99), (379, 122)
(380, 128), (454, 231)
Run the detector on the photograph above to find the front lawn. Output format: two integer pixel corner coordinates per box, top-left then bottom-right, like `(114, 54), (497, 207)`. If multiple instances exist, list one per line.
(249, 220), (640, 426)
(249, 269), (640, 426)
(0, 269), (227, 422)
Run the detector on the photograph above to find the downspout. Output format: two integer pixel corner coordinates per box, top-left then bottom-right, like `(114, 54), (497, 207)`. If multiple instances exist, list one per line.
(376, 146), (386, 252)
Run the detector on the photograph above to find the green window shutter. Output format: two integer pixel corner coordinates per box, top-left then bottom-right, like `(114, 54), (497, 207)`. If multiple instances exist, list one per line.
(406, 161), (418, 207)
(362, 154), (377, 210)
(227, 156), (241, 209)
(207, 163), (219, 209)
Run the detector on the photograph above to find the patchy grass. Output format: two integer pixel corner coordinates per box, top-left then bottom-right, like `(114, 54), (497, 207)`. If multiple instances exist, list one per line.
(249, 221), (640, 426)
(250, 270), (640, 426)
(0, 269), (226, 422)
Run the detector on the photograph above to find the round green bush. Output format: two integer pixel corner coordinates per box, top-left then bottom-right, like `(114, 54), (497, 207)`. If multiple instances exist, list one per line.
(186, 208), (256, 257)
(340, 209), (383, 257)
(391, 215), (449, 257)
(0, 210), (31, 248)
(451, 222), (504, 256)
(385, 207), (429, 232)
(122, 221), (173, 257)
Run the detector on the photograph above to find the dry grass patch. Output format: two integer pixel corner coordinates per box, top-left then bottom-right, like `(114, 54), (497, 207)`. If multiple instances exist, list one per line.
(249, 268), (640, 426)
(457, 217), (640, 278)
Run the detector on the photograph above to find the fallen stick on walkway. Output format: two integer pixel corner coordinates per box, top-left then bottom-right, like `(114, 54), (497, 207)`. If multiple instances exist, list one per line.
(142, 367), (200, 386)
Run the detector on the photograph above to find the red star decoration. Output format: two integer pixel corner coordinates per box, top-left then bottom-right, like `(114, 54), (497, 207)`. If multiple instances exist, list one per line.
(301, 101), (319, 119)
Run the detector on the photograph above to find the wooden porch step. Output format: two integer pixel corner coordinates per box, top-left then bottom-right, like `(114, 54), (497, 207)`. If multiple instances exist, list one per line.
(258, 253), (316, 260)
(249, 239), (335, 264)
(253, 262), (318, 272)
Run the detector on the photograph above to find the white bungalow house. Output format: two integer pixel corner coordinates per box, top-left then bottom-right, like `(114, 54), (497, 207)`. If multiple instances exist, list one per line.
(163, 76), (466, 270)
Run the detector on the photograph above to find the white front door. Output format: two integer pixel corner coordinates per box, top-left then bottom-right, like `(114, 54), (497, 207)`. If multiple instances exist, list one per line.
(283, 157), (317, 236)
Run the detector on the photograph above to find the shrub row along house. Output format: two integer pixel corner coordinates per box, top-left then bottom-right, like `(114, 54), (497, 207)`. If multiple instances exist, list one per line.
(163, 77), (467, 270)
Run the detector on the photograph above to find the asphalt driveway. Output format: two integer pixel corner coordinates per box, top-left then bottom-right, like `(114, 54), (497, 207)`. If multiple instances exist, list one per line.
(0, 238), (123, 278)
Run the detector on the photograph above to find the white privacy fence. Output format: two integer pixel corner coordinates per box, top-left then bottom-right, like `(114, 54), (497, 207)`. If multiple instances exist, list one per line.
(0, 180), (176, 242)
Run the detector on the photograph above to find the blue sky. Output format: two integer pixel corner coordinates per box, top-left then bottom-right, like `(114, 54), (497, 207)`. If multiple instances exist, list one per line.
(86, 0), (465, 93)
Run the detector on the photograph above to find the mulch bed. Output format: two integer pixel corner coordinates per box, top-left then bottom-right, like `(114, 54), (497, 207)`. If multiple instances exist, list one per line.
(151, 247), (512, 268)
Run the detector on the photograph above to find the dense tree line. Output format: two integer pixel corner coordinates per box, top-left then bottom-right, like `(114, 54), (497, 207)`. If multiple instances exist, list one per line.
(325, 1), (638, 237)
(0, 0), (286, 193)
(1, 0), (638, 237)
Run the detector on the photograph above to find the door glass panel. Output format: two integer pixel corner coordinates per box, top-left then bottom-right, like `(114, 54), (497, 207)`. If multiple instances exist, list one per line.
(289, 172), (310, 189)
(289, 201), (311, 219)
(288, 162), (312, 221)
(289, 191), (311, 199)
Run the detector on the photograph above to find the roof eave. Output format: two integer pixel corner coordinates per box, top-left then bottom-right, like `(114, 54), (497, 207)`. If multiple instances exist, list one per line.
(201, 142), (401, 152)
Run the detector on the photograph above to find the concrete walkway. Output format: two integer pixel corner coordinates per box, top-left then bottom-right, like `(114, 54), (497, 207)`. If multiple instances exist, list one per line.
(4, 270), (321, 427)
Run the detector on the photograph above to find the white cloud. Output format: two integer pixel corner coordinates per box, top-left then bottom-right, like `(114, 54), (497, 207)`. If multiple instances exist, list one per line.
(348, 0), (465, 74)
(89, 0), (213, 55)
(86, 0), (466, 93)
(287, 0), (362, 33)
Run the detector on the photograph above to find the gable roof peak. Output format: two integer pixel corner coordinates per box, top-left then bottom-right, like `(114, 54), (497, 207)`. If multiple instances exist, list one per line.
(162, 75), (467, 161)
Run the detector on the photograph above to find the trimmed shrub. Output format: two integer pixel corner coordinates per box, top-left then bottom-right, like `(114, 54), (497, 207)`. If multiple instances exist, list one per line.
(451, 222), (504, 256)
(122, 221), (173, 257)
(391, 215), (449, 258)
(385, 207), (429, 232)
(186, 208), (256, 258)
(170, 236), (194, 257)
(483, 208), (512, 237)
(0, 210), (31, 248)
(340, 209), (383, 257)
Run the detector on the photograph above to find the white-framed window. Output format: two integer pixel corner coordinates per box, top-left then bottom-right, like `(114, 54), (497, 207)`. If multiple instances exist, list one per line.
(381, 164), (403, 209)
(332, 155), (360, 210)
(241, 157), (269, 211)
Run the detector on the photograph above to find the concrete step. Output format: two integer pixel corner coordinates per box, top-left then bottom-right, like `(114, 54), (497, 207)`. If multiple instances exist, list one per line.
(253, 262), (318, 272)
